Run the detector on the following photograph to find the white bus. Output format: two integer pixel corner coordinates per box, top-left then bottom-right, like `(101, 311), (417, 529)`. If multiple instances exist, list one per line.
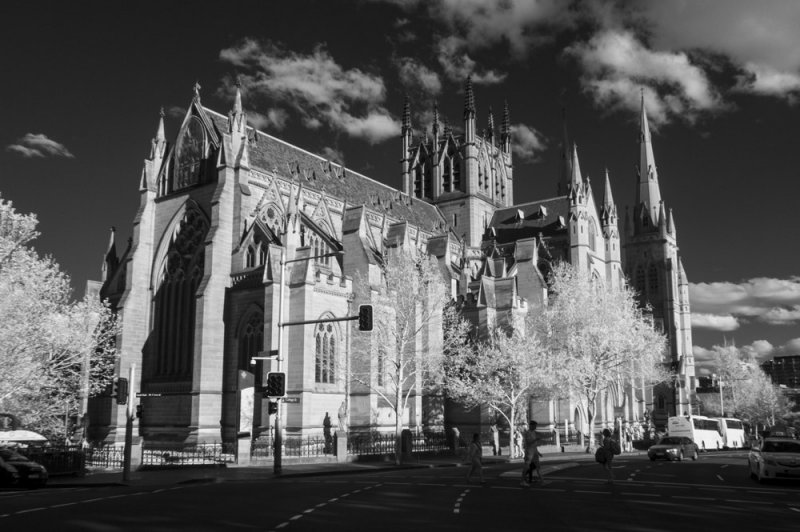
(667, 415), (724, 451)
(715, 417), (747, 449)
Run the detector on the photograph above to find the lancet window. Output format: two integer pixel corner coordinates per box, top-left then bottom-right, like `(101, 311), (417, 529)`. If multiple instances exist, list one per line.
(315, 322), (337, 384)
(239, 312), (264, 371)
(152, 206), (209, 379)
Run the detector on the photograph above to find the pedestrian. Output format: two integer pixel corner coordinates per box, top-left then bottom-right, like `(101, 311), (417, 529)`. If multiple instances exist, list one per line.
(521, 421), (543, 486)
(513, 427), (523, 458)
(465, 433), (485, 484)
(599, 428), (621, 484)
(490, 422), (500, 456)
(624, 423), (633, 453)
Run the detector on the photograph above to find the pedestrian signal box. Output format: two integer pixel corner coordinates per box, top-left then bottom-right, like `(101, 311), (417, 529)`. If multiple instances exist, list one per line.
(265, 372), (286, 398)
(113, 377), (128, 405)
(358, 304), (373, 331)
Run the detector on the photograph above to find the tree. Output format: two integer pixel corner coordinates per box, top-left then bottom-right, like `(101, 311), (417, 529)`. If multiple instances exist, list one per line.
(443, 318), (557, 443)
(0, 195), (119, 440)
(532, 262), (668, 449)
(736, 366), (792, 430)
(350, 246), (470, 465)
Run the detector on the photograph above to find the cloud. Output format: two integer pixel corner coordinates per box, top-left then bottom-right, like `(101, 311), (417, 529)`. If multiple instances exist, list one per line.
(691, 313), (740, 332)
(320, 146), (345, 164)
(640, 0), (800, 101)
(690, 277), (800, 326)
(220, 39), (399, 144)
(166, 106), (186, 119)
(397, 57), (442, 95)
(6, 133), (74, 159)
(565, 29), (722, 126)
(435, 36), (507, 84)
(247, 108), (289, 131)
(511, 123), (547, 162)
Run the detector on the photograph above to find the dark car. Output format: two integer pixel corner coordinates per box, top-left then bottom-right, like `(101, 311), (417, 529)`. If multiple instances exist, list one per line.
(647, 436), (699, 461)
(0, 447), (48, 488)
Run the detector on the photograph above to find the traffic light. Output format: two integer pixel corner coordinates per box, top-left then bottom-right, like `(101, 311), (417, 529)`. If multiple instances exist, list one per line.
(265, 372), (286, 398)
(113, 377), (128, 405)
(135, 404), (143, 419)
(268, 401), (279, 415)
(358, 304), (373, 331)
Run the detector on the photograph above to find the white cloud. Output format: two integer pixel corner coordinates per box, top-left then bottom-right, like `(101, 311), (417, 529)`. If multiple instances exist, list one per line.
(690, 277), (800, 326)
(511, 123), (547, 162)
(641, 0), (800, 100)
(691, 313), (740, 332)
(247, 108), (289, 131)
(566, 30), (722, 126)
(167, 106), (186, 119)
(6, 133), (74, 159)
(220, 40), (399, 143)
(320, 146), (345, 164)
(435, 36), (507, 85)
(397, 57), (442, 95)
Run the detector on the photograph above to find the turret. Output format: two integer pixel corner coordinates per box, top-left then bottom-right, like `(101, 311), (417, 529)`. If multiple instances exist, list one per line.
(146, 108), (167, 193)
(501, 100), (511, 155)
(228, 80), (249, 169)
(601, 169), (618, 227)
(463, 76), (478, 195)
(569, 143), (583, 197)
(487, 107), (495, 145)
(401, 95), (412, 196)
(464, 76), (476, 142)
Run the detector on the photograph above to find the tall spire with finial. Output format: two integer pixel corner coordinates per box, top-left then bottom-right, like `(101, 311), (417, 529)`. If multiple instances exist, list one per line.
(601, 168), (617, 225)
(156, 107), (165, 142)
(193, 80), (202, 102)
(501, 100), (511, 153)
(464, 76), (475, 119)
(432, 101), (440, 138)
(637, 87), (662, 224)
(487, 106), (495, 143)
(401, 94), (411, 135)
(401, 95), (413, 196)
(101, 226), (118, 282)
(233, 76), (243, 114)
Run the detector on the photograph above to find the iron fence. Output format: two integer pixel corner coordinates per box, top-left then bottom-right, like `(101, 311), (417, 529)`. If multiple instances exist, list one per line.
(142, 442), (235, 466)
(21, 445), (85, 475)
(251, 435), (332, 458)
(85, 445), (125, 469)
(347, 431), (450, 456)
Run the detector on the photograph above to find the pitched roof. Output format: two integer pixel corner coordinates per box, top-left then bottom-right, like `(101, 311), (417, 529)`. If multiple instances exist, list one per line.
(204, 108), (445, 233)
(487, 196), (570, 244)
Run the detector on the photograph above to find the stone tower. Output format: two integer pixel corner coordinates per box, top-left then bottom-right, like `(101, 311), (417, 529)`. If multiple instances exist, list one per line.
(624, 92), (695, 423)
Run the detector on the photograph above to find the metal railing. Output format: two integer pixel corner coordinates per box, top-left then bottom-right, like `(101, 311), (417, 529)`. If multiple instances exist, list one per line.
(251, 435), (332, 458)
(141, 442), (235, 466)
(21, 445), (86, 475)
(85, 445), (125, 469)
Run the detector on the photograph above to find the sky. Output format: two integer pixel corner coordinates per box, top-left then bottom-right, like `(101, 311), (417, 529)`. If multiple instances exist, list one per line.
(2, 0), (799, 375)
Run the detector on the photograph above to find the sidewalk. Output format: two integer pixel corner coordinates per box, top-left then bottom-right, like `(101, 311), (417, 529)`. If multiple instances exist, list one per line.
(48, 448), (629, 489)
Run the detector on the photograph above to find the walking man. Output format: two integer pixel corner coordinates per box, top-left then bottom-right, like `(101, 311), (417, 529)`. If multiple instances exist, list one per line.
(465, 433), (485, 484)
(521, 421), (543, 486)
(600, 428), (621, 484)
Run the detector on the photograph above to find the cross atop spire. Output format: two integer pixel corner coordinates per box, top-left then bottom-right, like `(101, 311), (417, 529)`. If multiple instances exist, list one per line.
(233, 77), (243, 114)
(193, 80), (202, 101)
(487, 106), (495, 140)
(156, 107), (165, 142)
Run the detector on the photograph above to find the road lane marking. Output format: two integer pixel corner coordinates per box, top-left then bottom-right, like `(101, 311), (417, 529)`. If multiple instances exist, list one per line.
(50, 502), (77, 508)
(328, 498), (338, 502)
(721, 464), (729, 468)
(315, 503), (326, 508)
(290, 515), (303, 521)
(621, 492), (658, 497)
(789, 508), (800, 513)
(574, 490), (606, 494)
(725, 499), (772, 504)
(275, 523), (288, 529)
(15, 508), (45, 514)
(303, 509), (314, 514)
(673, 496), (715, 501)
(716, 475), (725, 482)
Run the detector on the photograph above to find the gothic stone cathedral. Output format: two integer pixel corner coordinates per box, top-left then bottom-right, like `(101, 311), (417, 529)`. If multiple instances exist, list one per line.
(93, 79), (695, 444)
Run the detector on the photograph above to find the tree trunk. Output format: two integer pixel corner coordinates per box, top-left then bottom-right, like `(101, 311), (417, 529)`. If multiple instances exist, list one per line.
(587, 400), (597, 451)
(395, 376), (403, 466)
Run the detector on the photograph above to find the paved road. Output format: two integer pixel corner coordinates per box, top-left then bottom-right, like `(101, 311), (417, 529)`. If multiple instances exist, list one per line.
(2, 452), (798, 531)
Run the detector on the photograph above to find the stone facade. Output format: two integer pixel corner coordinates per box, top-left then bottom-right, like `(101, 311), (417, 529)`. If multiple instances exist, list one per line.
(92, 80), (693, 444)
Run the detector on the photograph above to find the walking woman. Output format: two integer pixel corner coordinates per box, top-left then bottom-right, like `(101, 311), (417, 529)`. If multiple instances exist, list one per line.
(466, 433), (485, 484)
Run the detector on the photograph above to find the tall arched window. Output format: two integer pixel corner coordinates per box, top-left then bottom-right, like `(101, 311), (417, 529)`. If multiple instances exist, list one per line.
(452, 158), (461, 190)
(315, 322), (337, 384)
(239, 312), (264, 370)
(173, 116), (205, 191)
(152, 205), (209, 379)
(258, 245), (267, 266)
(246, 246), (256, 268)
(588, 222), (597, 251)
(648, 264), (659, 294)
(635, 265), (646, 298)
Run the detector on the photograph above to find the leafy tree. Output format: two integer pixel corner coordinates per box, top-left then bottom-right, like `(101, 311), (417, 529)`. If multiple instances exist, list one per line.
(0, 195), (119, 441)
(443, 317), (557, 442)
(350, 246), (470, 465)
(532, 262), (668, 448)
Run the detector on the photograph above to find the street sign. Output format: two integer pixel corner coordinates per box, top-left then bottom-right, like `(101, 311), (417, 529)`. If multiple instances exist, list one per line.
(613, 407), (625, 418)
(136, 393), (163, 397)
(282, 396), (300, 404)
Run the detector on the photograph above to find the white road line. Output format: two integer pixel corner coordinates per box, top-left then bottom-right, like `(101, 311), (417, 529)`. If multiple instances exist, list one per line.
(673, 496), (715, 501)
(453, 509), (460, 514)
(726, 499), (772, 505)
(315, 503), (327, 508)
(303, 509), (314, 514)
(574, 490), (606, 494)
(276, 522), (289, 529)
(789, 508), (800, 513)
(152, 489), (165, 493)
(716, 475), (725, 482)
(15, 508), (46, 514)
(50, 502), (77, 508)
(621, 492), (658, 497)
(418, 483), (446, 487)
(290, 514), (303, 521)
(720, 464), (729, 468)
(82, 498), (104, 503)
(328, 498), (338, 502)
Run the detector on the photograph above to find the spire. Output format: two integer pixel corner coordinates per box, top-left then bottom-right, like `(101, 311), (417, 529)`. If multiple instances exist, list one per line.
(401, 95), (412, 134)
(102, 226), (118, 282)
(637, 88), (662, 222)
(668, 208), (676, 236)
(464, 76), (475, 120)
(502, 101), (510, 137)
(156, 107), (165, 142)
(193, 80), (201, 102)
(570, 143), (582, 189)
(602, 168), (617, 223)
(443, 115), (452, 136)
(233, 76), (243, 114)
(657, 201), (667, 235)
(603, 168), (615, 208)
(432, 101), (440, 137)
(487, 107), (495, 141)
(558, 107), (573, 196)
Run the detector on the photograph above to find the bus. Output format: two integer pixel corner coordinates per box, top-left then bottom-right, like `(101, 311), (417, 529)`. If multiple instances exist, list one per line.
(667, 415), (724, 451)
(715, 417), (747, 449)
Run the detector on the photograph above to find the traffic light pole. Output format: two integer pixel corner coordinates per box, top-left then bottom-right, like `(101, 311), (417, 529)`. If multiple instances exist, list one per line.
(122, 363), (135, 482)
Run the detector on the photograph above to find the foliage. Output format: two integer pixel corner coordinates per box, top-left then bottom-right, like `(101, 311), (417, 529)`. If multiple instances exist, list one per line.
(350, 246), (470, 464)
(531, 262), (668, 447)
(443, 316), (557, 436)
(0, 195), (119, 440)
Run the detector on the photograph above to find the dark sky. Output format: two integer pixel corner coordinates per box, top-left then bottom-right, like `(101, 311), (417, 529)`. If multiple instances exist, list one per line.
(2, 0), (800, 372)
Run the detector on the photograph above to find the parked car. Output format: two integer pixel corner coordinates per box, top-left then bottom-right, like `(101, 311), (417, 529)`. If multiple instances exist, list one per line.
(647, 436), (699, 461)
(0, 447), (48, 488)
(749, 437), (800, 483)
